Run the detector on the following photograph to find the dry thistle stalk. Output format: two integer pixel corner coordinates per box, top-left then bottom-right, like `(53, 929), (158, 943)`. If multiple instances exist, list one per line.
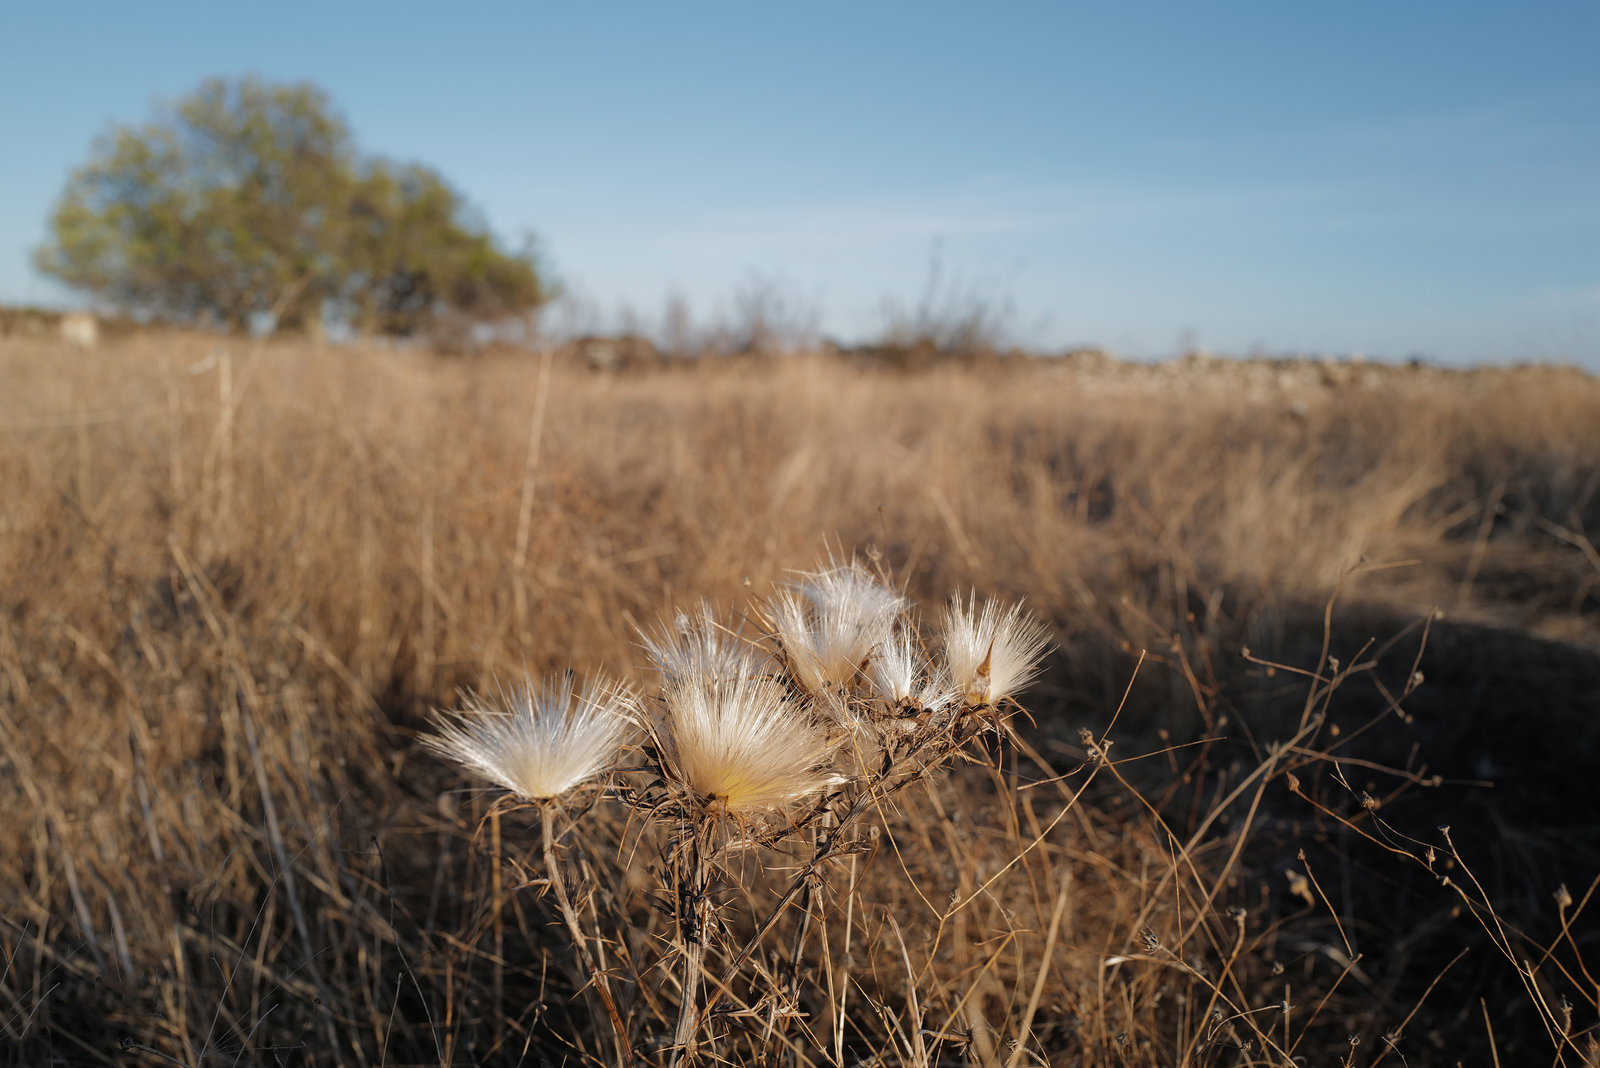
(640, 617), (843, 1064)
(422, 672), (640, 1064)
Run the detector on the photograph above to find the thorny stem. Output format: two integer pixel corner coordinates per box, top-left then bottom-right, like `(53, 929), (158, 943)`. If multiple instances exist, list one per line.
(671, 821), (710, 1066)
(540, 804), (634, 1067)
(762, 814), (827, 1064)
(777, 816), (826, 1063)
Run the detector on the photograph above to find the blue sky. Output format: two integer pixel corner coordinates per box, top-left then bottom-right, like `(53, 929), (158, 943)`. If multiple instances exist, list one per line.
(2, 1), (1597, 365)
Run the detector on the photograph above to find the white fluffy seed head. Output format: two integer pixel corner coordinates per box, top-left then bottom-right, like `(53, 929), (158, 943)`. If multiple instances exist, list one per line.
(866, 623), (956, 715)
(640, 603), (771, 689)
(791, 559), (907, 626)
(942, 595), (1052, 709)
(771, 559), (906, 696)
(656, 674), (836, 814)
(868, 624), (920, 706)
(915, 670), (961, 718)
(423, 673), (639, 801)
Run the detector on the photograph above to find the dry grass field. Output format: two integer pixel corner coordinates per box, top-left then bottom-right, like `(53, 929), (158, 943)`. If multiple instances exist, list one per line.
(3, 332), (1598, 1066)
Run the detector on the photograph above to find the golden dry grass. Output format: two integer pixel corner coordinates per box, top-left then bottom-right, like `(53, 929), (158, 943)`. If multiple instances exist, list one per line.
(3, 332), (1599, 1065)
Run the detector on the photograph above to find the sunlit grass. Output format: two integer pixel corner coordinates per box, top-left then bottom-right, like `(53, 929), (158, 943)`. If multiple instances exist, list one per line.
(2, 332), (1598, 1065)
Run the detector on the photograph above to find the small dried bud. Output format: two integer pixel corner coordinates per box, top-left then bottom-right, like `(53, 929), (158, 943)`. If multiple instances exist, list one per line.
(1285, 869), (1315, 908)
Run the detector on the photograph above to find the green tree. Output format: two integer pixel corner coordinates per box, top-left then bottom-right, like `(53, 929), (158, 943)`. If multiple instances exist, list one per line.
(36, 76), (547, 338)
(345, 161), (545, 339)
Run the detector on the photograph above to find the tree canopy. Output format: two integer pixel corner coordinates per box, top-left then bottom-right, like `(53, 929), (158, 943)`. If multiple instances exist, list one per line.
(36, 76), (547, 338)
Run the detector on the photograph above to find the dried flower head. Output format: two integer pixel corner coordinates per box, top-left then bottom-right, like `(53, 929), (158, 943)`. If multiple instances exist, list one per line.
(656, 674), (837, 814)
(770, 558), (906, 696)
(868, 623), (958, 717)
(640, 603), (771, 688)
(868, 623), (920, 707)
(942, 595), (1052, 708)
(423, 672), (639, 801)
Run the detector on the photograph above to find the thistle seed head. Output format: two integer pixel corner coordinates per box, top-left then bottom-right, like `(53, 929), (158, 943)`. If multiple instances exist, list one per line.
(640, 602), (771, 688)
(656, 673), (838, 814)
(770, 558), (906, 697)
(942, 594), (1052, 708)
(423, 672), (639, 801)
(868, 623), (920, 706)
(868, 622), (958, 717)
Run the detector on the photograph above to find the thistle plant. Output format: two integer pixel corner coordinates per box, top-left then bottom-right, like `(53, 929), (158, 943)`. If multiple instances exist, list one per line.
(422, 673), (639, 1064)
(422, 558), (1052, 1065)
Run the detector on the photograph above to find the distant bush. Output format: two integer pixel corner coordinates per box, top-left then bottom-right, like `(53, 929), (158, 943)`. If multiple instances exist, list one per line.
(870, 239), (1014, 364)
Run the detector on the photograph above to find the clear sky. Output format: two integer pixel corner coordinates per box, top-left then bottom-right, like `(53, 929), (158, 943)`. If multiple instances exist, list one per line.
(2, 1), (1597, 365)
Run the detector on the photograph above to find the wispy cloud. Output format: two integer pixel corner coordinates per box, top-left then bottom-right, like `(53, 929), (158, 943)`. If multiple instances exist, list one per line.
(618, 181), (1334, 261)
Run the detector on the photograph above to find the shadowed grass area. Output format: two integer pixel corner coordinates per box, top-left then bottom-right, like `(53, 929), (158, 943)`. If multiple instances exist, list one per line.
(2, 333), (1597, 1065)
